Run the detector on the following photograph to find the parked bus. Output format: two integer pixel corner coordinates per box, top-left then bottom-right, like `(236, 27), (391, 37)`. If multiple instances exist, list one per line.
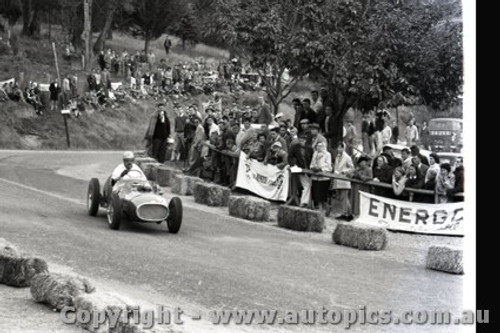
(428, 118), (463, 152)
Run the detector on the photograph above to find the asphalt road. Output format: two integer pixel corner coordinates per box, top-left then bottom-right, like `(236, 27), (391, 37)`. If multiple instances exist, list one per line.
(0, 150), (465, 333)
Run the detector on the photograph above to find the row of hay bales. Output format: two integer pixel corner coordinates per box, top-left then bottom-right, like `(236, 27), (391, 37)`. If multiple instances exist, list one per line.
(134, 155), (463, 275)
(0, 238), (174, 333)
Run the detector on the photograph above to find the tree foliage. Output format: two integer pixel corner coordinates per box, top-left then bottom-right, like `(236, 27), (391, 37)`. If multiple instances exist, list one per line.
(208, 0), (463, 145)
(174, 6), (199, 49)
(123, 0), (186, 53)
(206, 0), (310, 114)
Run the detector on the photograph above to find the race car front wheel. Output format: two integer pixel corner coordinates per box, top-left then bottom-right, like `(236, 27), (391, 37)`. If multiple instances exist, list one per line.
(167, 197), (183, 234)
(88, 178), (101, 216)
(107, 195), (122, 230)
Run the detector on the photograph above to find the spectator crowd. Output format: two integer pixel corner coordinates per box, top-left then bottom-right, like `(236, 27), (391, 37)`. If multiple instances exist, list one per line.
(145, 87), (464, 222)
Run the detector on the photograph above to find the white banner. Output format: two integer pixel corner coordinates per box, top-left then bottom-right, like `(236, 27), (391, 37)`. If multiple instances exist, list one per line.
(235, 152), (289, 202)
(358, 191), (464, 236)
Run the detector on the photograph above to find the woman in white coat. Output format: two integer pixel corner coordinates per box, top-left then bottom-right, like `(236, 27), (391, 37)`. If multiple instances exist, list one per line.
(310, 142), (333, 215)
(330, 142), (355, 221)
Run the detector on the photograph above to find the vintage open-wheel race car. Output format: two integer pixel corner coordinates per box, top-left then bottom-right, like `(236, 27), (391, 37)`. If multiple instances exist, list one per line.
(86, 176), (183, 233)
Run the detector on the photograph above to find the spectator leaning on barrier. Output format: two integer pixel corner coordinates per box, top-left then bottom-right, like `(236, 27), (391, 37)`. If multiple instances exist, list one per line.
(410, 145), (429, 166)
(331, 142), (355, 221)
(288, 132), (313, 207)
(145, 103), (171, 163)
(352, 156), (373, 182)
(436, 163), (455, 203)
(392, 166), (408, 198)
(372, 156), (393, 184)
(264, 141), (288, 170)
(310, 142), (333, 214)
(405, 164), (424, 192)
(412, 155), (429, 181)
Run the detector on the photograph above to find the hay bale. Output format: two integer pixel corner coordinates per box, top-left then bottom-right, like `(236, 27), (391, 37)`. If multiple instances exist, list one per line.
(228, 196), (270, 222)
(156, 165), (183, 187)
(133, 150), (148, 158)
(140, 162), (161, 181)
(31, 273), (95, 311)
(332, 222), (388, 251)
(277, 206), (324, 232)
(135, 157), (157, 170)
(171, 174), (204, 195)
(193, 183), (231, 207)
(74, 292), (132, 333)
(0, 256), (49, 287)
(0, 238), (20, 257)
(425, 246), (464, 274)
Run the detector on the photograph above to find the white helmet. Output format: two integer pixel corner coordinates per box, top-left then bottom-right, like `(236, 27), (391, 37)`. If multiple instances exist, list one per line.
(123, 151), (134, 160)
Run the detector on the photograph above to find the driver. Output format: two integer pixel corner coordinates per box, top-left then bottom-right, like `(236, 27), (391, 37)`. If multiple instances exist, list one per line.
(111, 151), (147, 186)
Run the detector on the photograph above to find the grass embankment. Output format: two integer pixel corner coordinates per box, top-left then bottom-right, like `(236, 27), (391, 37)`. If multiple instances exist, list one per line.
(0, 28), (230, 150)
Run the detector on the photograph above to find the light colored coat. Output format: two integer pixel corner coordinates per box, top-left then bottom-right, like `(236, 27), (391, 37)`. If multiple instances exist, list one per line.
(310, 151), (332, 181)
(332, 151), (354, 190)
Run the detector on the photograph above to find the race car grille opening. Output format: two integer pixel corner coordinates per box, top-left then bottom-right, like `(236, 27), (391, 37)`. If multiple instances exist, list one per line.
(137, 204), (168, 221)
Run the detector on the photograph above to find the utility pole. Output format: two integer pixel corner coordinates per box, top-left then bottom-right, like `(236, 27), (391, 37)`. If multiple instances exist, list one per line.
(82, 0), (93, 71)
(52, 42), (71, 148)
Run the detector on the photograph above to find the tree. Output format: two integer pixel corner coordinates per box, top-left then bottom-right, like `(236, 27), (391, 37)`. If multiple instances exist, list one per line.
(125, 0), (186, 53)
(82, 0), (93, 70)
(0, 0), (23, 28)
(206, 0), (307, 115)
(93, 0), (119, 53)
(282, 0), (463, 146)
(175, 9), (199, 49)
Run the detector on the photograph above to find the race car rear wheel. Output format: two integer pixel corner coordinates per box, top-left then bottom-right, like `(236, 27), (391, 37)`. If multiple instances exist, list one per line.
(107, 195), (122, 230)
(167, 197), (183, 234)
(87, 178), (101, 217)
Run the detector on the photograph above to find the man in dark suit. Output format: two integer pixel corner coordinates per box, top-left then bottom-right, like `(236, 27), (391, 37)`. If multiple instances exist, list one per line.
(412, 155), (429, 180)
(145, 103), (171, 163)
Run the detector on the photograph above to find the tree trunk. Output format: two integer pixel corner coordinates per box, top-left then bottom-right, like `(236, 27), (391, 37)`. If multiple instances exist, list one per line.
(329, 84), (351, 148)
(48, 10), (52, 40)
(93, 0), (116, 54)
(28, 8), (41, 38)
(144, 33), (150, 54)
(83, 0), (93, 71)
(22, 0), (31, 36)
(182, 38), (186, 50)
(106, 28), (113, 40)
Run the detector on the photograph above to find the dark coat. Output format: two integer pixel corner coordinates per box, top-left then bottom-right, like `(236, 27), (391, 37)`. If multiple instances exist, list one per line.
(49, 83), (61, 101)
(145, 112), (171, 141)
(288, 143), (313, 169)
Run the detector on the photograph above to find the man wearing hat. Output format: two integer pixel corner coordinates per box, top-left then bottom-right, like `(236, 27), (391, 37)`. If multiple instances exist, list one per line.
(145, 102), (171, 163)
(110, 151), (147, 185)
(263, 141), (288, 170)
